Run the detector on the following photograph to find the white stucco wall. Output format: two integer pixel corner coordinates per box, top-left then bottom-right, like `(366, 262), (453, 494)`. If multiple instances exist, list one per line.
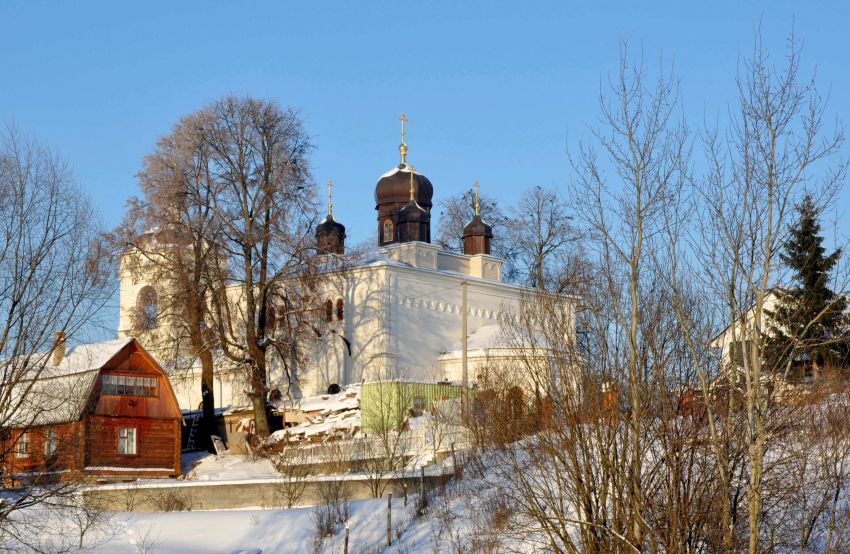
(117, 240), (577, 410)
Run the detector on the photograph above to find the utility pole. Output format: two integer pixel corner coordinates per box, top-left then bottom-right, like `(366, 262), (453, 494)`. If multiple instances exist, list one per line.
(461, 280), (468, 421)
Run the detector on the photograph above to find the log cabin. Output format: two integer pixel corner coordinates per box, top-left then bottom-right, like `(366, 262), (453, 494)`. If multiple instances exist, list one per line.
(1, 337), (181, 484)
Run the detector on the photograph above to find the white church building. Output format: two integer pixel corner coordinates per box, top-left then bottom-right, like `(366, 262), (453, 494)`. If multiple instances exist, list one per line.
(118, 121), (576, 411)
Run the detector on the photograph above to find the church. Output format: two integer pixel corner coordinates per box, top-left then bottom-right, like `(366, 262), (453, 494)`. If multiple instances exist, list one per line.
(118, 115), (577, 411)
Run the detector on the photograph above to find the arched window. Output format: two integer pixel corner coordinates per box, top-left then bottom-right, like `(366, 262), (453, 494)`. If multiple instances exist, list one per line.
(324, 300), (333, 323)
(336, 298), (343, 321)
(383, 219), (393, 242)
(137, 286), (158, 330)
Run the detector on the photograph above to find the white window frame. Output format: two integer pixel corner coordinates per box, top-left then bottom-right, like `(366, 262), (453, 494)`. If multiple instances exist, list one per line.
(16, 431), (29, 458)
(118, 427), (137, 456)
(44, 427), (57, 457)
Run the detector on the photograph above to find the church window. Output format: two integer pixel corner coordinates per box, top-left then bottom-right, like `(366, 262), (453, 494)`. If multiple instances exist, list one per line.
(325, 300), (333, 323)
(383, 219), (393, 242)
(336, 298), (343, 321)
(137, 286), (158, 330)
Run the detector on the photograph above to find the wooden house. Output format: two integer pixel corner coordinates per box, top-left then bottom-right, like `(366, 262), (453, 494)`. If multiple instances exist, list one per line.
(1, 338), (181, 483)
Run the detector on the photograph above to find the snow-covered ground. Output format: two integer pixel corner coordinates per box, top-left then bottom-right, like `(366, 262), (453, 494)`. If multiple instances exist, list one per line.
(78, 464), (530, 553)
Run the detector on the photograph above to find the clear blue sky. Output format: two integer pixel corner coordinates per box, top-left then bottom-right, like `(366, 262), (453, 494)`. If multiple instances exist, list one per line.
(2, 1), (848, 248)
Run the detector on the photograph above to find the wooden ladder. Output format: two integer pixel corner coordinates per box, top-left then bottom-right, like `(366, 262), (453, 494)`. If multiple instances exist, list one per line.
(185, 416), (201, 451)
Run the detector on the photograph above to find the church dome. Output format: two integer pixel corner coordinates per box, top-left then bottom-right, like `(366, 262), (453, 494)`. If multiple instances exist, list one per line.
(463, 214), (493, 239)
(375, 164), (433, 209)
(316, 214), (346, 236)
(398, 198), (428, 223)
(315, 214), (346, 255)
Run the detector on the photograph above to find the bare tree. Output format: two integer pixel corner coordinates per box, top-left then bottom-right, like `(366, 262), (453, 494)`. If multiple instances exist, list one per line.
(509, 186), (578, 291)
(686, 32), (846, 553)
(203, 96), (317, 438)
(115, 108), (223, 451)
(436, 189), (516, 272)
(359, 376), (415, 498)
(0, 125), (114, 551)
(570, 44), (691, 549)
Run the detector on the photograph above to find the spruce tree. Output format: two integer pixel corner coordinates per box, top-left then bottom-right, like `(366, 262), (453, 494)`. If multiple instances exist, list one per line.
(765, 195), (850, 376)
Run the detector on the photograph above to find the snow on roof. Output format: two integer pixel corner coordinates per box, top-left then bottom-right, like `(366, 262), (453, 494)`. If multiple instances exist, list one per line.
(287, 385), (360, 414)
(1, 369), (100, 427)
(53, 338), (133, 376)
(268, 385), (361, 444)
(439, 323), (556, 359)
(1, 338), (135, 427)
(379, 165), (418, 179)
(450, 324), (503, 352)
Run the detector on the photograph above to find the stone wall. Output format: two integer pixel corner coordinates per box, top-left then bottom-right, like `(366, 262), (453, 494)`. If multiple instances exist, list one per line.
(82, 472), (452, 512)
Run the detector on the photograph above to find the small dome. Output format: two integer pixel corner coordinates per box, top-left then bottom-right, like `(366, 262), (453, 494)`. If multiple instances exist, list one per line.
(316, 214), (346, 255)
(316, 214), (346, 236)
(463, 214), (493, 238)
(375, 164), (433, 209)
(398, 199), (428, 223)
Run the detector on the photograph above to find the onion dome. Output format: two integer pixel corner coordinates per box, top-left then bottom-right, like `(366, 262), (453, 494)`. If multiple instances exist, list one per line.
(462, 180), (493, 255)
(316, 180), (346, 255)
(395, 167), (431, 243)
(376, 114), (433, 246)
(375, 165), (433, 210)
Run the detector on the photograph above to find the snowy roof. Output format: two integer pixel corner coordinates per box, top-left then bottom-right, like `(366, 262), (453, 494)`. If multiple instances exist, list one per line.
(439, 323), (556, 359)
(51, 338), (133, 376)
(379, 165), (419, 179)
(445, 324), (503, 352)
(268, 385), (361, 444)
(1, 338), (135, 427)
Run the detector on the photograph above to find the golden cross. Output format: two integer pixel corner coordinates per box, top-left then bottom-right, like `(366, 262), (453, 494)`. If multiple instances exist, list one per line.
(327, 179), (333, 217)
(474, 180), (480, 215)
(399, 113), (408, 165)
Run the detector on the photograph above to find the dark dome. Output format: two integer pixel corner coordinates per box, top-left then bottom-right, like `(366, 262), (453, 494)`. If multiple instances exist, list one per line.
(463, 214), (493, 238)
(398, 199), (428, 223)
(375, 164), (433, 209)
(316, 214), (346, 236)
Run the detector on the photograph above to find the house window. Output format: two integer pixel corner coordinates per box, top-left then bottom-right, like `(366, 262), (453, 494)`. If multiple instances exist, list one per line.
(336, 298), (344, 321)
(383, 219), (393, 242)
(325, 300), (333, 323)
(16, 432), (29, 458)
(44, 428), (57, 457)
(102, 374), (158, 397)
(137, 286), (158, 330)
(118, 427), (137, 455)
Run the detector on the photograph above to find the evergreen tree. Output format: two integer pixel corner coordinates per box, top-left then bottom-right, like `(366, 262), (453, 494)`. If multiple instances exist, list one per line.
(765, 195), (850, 376)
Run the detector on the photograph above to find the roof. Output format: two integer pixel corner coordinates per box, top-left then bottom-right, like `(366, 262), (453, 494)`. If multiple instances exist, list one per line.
(375, 163), (433, 208)
(1, 338), (134, 427)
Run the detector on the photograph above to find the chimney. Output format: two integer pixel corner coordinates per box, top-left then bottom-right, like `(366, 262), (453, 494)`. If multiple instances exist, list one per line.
(52, 331), (66, 367)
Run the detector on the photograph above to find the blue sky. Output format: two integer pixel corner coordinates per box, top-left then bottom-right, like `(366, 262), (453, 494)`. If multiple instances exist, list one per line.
(1, 1), (848, 248)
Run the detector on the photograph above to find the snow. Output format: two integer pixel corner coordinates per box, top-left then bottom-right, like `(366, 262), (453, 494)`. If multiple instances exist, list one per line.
(444, 323), (502, 352)
(379, 164), (416, 179)
(269, 386), (361, 444)
(73, 498), (402, 554)
(185, 454), (280, 482)
(56, 338), (133, 375)
(84, 466), (176, 473)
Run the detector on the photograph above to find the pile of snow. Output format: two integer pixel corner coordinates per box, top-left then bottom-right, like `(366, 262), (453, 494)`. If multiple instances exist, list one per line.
(268, 386), (361, 445)
(184, 454), (279, 482)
